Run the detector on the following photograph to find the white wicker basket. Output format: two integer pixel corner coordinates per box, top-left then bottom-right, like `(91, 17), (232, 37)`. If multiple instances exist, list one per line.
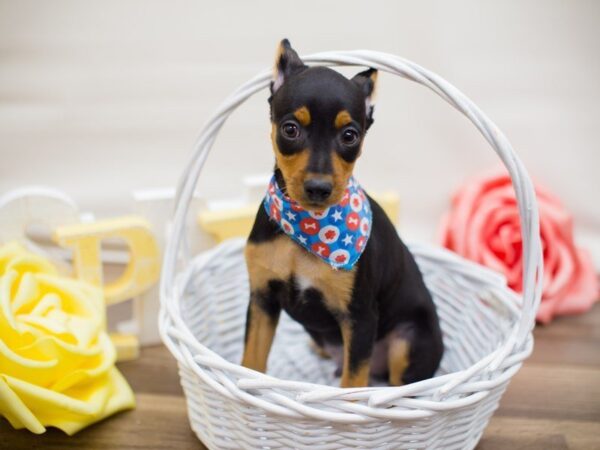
(159, 50), (543, 450)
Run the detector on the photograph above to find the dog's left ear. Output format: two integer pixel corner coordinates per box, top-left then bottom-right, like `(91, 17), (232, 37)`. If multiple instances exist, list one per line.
(352, 68), (378, 129)
(271, 39), (306, 95)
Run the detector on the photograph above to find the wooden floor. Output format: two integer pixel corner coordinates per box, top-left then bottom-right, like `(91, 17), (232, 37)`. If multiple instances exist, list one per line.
(2, 304), (599, 450)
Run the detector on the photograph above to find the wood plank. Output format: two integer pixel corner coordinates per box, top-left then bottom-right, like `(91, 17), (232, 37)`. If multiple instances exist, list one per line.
(117, 345), (184, 396)
(495, 363), (600, 422)
(478, 417), (600, 450)
(0, 393), (206, 450)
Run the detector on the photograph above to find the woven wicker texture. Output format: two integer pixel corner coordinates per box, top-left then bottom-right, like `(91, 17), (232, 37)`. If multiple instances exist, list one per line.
(159, 50), (543, 450)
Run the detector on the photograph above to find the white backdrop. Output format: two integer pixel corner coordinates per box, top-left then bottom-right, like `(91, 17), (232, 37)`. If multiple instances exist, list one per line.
(1, 0), (598, 265)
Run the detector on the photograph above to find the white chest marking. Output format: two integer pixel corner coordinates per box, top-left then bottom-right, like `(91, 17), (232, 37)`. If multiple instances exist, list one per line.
(295, 275), (314, 292)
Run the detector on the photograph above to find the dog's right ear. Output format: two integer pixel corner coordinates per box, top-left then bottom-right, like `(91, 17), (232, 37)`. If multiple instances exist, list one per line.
(271, 39), (306, 95)
(352, 68), (378, 130)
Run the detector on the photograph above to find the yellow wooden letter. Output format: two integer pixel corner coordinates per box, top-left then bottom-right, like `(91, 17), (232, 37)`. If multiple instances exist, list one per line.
(53, 216), (160, 305)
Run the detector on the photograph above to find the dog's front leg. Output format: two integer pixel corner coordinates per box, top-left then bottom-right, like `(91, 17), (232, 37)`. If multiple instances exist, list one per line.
(241, 291), (281, 373)
(339, 315), (377, 388)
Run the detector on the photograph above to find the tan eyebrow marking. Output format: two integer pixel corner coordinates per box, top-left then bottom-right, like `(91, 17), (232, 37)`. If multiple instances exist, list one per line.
(293, 106), (311, 126)
(335, 110), (353, 129)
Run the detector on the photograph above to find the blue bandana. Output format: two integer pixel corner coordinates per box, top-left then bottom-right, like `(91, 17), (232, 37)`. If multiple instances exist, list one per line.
(263, 176), (372, 270)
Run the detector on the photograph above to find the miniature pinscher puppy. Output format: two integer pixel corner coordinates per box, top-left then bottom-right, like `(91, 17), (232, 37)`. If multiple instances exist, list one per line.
(241, 40), (443, 387)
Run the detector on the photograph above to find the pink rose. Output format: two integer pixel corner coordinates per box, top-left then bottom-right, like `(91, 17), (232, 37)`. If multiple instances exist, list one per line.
(438, 169), (599, 324)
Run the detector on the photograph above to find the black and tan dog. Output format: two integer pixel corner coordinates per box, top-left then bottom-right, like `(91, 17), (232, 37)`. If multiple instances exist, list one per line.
(241, 40), (443, 387)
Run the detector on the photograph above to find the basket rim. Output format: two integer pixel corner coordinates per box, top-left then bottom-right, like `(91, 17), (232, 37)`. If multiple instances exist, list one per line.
(159, 49), (543, 420)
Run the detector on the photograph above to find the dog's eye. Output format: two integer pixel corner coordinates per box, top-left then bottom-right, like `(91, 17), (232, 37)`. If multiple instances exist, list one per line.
(341, 128), (359, 146)
(281, 121), (300, 139)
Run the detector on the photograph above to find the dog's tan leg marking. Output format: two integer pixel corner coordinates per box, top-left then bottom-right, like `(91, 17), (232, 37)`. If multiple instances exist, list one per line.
(310, 340), (331, 359)
(241, 300), (279, 373)
(241, 241), (289, 373)
(388, 338), (410, 386)
(339, 321), (371, 388)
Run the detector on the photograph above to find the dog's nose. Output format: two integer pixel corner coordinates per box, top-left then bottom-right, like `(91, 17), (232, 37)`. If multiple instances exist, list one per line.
(304, 179), (333, 202)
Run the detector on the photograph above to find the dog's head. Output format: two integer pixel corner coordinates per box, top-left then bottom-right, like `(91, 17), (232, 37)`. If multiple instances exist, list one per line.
(269, 39), (377, 210)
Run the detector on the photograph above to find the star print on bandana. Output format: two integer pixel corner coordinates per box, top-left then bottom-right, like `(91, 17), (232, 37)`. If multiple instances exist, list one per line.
(264, 175), (372, 270)
(331, 210), (343, 222)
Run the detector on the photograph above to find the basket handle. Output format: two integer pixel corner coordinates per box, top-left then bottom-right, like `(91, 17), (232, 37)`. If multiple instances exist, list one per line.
(159, 50), (542, 389)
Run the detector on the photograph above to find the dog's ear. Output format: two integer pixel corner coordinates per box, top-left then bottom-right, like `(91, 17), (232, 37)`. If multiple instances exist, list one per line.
(271, 39), (306, 94)
(352, 68), (378, 129)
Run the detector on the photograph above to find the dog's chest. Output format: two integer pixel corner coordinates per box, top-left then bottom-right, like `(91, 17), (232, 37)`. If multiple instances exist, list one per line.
(245, 236), (356, 316)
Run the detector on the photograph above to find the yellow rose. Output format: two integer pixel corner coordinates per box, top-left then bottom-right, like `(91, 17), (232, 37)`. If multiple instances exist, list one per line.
(0, 242), (135, 435)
